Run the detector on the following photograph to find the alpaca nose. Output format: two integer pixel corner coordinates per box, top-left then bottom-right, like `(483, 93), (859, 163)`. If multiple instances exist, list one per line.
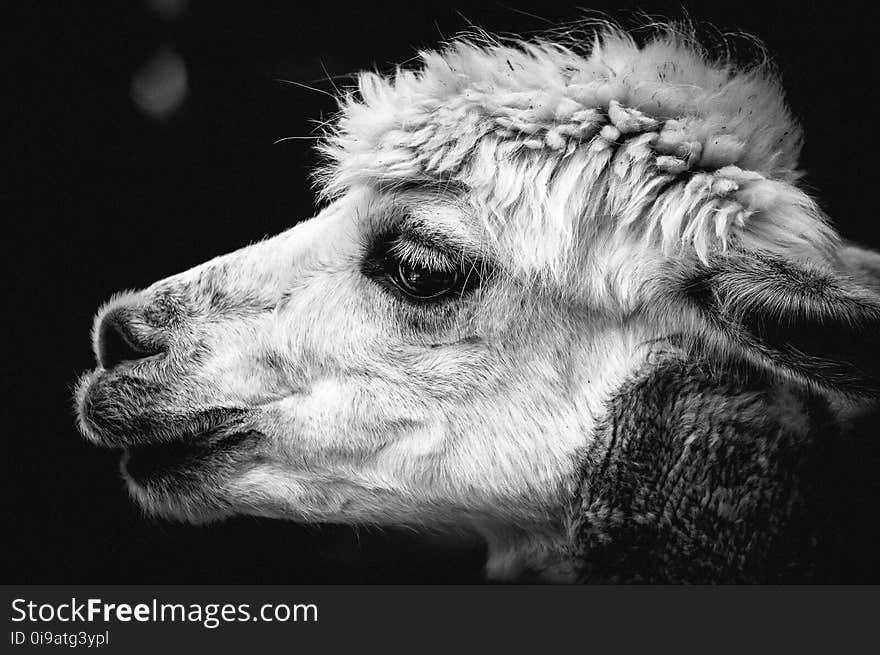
(96, 309), (165, 369)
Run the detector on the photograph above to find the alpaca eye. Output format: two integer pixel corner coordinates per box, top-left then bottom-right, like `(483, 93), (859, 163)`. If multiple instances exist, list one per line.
(361, 229), (484, 304)
(393, 260), (460, 300)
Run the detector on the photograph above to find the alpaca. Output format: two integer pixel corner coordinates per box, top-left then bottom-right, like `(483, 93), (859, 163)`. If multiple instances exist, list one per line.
(75, 25), (880, 583)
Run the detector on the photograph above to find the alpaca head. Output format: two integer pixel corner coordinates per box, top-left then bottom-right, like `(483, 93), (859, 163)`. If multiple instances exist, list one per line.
(75, 186), (630, 532)
(75, 27), (880, 570)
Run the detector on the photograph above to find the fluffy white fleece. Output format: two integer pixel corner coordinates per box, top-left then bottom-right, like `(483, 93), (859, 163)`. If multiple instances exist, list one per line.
(317, 27), (837, 271)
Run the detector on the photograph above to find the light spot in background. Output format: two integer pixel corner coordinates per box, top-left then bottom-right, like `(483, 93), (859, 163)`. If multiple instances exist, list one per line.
(144, 0), (190, 21)
(130, 47), (189, 121)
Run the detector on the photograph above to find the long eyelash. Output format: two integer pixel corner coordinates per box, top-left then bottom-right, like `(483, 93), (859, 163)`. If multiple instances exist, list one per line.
(389, 240), (456, 271)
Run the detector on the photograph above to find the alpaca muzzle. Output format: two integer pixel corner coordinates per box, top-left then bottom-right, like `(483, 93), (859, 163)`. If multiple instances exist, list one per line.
(75, 289), (249, 450)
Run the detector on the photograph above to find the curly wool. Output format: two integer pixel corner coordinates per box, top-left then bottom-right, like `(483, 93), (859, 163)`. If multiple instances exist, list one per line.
(317, 27), (837, 271)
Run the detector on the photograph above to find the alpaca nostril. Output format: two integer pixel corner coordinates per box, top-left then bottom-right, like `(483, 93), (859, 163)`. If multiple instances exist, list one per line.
(97, 310), (164, 370)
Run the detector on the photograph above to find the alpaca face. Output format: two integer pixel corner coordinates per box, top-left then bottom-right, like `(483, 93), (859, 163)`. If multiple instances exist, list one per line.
(76, 28), (880, 565)
(75, 185), (642, 527)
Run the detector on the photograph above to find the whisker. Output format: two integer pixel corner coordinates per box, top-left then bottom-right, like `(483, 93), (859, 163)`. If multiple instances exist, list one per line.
(498, 4), (555, 25)
(319, 60), (342, 97)
(274, 78), (338, 99)
(273, 135), (321, 145)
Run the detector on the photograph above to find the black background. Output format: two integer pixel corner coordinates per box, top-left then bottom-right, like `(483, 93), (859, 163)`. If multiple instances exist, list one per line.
(6, 1), (880, 583)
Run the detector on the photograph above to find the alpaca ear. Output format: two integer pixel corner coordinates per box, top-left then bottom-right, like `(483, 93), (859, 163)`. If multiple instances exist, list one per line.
(669, 250), (880, 395)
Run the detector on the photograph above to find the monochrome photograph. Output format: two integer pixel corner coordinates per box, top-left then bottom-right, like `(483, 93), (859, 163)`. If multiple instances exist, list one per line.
(7, 0), (880, 602)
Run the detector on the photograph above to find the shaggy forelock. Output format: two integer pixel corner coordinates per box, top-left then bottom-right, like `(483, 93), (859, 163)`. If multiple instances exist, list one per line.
(317, 22), (837, 279)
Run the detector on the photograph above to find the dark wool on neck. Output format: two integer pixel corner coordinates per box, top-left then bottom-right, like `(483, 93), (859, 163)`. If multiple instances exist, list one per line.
(568, 359), (843, 583)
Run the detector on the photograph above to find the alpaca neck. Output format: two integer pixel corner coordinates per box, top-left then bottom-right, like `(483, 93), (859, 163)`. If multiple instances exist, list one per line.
(482, 358), (835, 583)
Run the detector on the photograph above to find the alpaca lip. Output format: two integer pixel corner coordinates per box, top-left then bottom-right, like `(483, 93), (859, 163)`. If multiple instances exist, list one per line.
(76, 370), (261, 488)
(76, 368), (249, 449)
(121, 429), (258, 485)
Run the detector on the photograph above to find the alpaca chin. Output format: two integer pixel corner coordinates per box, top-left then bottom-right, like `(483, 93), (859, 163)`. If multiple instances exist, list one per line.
(123, 468), (235, 525)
